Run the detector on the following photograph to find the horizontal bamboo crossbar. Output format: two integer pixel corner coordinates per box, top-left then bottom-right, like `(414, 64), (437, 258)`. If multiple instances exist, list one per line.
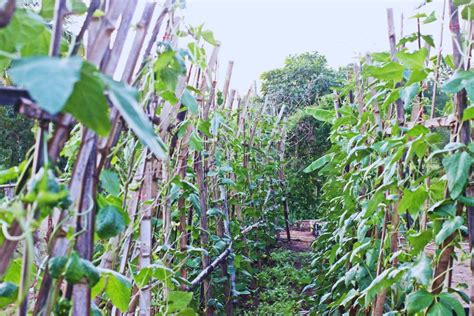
(186, 219), (265, 290)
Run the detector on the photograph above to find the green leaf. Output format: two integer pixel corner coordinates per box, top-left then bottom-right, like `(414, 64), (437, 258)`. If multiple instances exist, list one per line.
(463, 106), (474, 121)
(438, 293), (465, 316)
(461, 3), (474, 21)
(101, 76), (168, 159)
(398, 186), (428, 216)
(99, 170), (120, 197)
(406, 69), (428, 86)
(48, 256), (68, 278)
(0, 9), (46, 56)
(167, 291), (194, 312)
(0, 282), (18, 308)
(64, 251), (85, 284)
(397, 48), (428, 70)
(406, 289), (433, 315)
(303, 153), (334, 173)
(181, 90), (199, 115)
(435, 216), (463, 245)
(454, 0), (471, 5)
(422, 35), (435, 47)
(400, 83), (420, 107)
(442, 71), (474, 103)
(442, 151), (473, 199)
(407, 230), (432, 254)
(95, 205), (126, 239)
(409, 254), (432, 285)
(9, 56), (83, 114)
(201, 30), (217, 46)
(427, 302), (451, 316)
(306, 108), (334, 123)
(189, 131), (204, 151)
(63, 62), (111, 136)
(3, 259), (22, 284)
(366, 62), (404, 82)
(40, 0), (55, 19)
(423, 11), (437, 24)
(105, 271), (132, 312)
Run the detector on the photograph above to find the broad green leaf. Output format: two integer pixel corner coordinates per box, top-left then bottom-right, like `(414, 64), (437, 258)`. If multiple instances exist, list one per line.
(0, 9), (47, 57)
(463, 106), (474, 121)
(101, 76), (168, 159)
(306, 108), (334, 123)
(442, 71), (474, 103)
(442, 151), (473, 199)
(422, 35), (435, 47)
(303, 153), (334, 173)
(438, 293), (465, 316)
(202, 30), (217, 46)
(105, 271), (132, 312)
(9, 56), (83, 114)
(64, 62), (111, 136)
(189, 131), (204, 151)
(99, 170), (120, 197)
(461, 3), (474, 21)
(181, 90), (199, 115)
(407, 230), (432, 254)
(40, 0), (55, 19)
(435, 216), (463, 244)
(95, 205), (126, 239)
(397, 48), (428, 70)
(454, 0), (471, 5)
(409, 254), (432, 285)
(3, 259), (21, 284)
(400, 83), (420, 107)
(406, 289), (433, 315)
(423, 11), (437, 24)
(366, 62), (404, 82)
(64, 251), (85, 283)
(427, 302), (451, 316)
(167, 291), (194, 312)
(0, 282), (18, 308)
(406, 69), (428, 86)
(398, 186), (427, 215)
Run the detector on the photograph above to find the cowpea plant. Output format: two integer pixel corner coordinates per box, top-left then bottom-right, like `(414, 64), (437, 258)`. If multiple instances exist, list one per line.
(305, 1), (473, 315)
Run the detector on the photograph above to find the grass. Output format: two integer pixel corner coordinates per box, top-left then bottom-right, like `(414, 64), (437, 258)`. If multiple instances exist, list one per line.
(236, 249), (314, 315)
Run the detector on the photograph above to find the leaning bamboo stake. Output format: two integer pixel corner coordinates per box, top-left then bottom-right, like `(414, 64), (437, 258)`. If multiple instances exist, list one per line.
(278, 126), (291, 242)
(194, 82), (217, 316)
(139, 152), (154, 316)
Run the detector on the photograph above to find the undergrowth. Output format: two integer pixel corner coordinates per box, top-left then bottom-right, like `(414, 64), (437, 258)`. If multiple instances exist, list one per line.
(237, 249), (314, 315)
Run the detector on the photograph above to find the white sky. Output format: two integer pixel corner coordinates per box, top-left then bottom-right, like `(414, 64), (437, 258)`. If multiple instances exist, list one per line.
(183, 0), (449, 93)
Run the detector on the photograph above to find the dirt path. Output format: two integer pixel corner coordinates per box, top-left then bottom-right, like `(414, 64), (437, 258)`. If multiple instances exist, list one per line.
(277, 229), (315, 252)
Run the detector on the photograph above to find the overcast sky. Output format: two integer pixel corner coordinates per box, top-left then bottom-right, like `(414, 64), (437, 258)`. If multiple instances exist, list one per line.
(183, 0), (448, 93)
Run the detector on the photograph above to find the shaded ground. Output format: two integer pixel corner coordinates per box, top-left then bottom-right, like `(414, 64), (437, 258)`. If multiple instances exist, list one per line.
(235, 224), (316, 315)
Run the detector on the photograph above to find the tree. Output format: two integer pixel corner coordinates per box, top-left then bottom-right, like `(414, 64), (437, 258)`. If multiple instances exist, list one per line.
(261, 52), (343, 220)
(261, 51), (339, 114)
(0, 105), (33, 169)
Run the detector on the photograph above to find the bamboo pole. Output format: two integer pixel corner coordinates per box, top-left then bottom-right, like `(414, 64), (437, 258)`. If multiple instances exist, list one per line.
(222, 60), (234, 105)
